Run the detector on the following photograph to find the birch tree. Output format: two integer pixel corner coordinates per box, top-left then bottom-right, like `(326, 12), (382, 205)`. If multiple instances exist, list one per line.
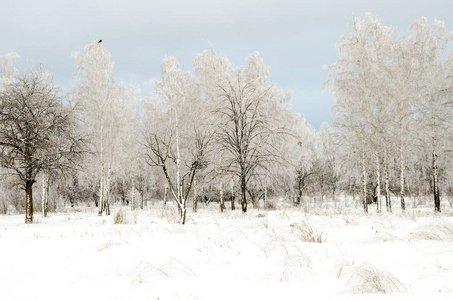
(143, 55), (210, 224)
(73, 41), (135, 215)
(73, 41), (113, 215)
(326, 14), (396, 212)
(385, 36), (419, 211)
(279, 114), (317, 205)
(410, 17), (453, 212)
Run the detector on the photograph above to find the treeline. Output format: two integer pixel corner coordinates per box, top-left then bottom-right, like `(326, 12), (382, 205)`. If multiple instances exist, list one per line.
(1, 15), (453, 224)
(325, 15), (453, 213)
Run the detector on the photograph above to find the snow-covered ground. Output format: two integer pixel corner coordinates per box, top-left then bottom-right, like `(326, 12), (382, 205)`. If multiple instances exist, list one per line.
(1, 203), (452, 299)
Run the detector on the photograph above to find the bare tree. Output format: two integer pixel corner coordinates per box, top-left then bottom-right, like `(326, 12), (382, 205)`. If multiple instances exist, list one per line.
(0, 69), (84, 223)
(194, 51), (291, 212)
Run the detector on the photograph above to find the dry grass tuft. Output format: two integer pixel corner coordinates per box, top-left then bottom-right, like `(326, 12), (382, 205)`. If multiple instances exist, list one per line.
(409, 221), (453, 241)
(97, 240), (124, 252)
(343, 216), (357, 226)
(33, 232), (43, 238)
(160, 205), (181, 224)
(290, 222), (325, 243)
(113, 209), (137, 225)
(0, 200), (7, 214)
(120, 258), (196, 286)
(281, 254), (312, 281)
(114, 209), (125, 224)
(341, 263), (406, 294)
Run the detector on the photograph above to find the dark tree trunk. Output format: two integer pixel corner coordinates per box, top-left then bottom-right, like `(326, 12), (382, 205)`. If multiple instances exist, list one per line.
(219, 182), (225, 213)
(434, 184), (441, 212)
(319, 174), (324, 206)
(231, 182), (235, 210)
(401, 194), (406, 211)
(240, 166), (247, 213)
(333, 182), (337, 208)
(241, 177), (247, 213)
(384, 159), (391, 213)
(25, 180), (33, 224)
(181, 207), (187, 225)
(163, 186), (167, 206)
(241, 189), (247, 212)
(362, 158), (368, 213)
(140, 190), (144, 209)
(295, 171), (303, 205)
(433, 151), (441, 213)
(220, 193), (225, 213)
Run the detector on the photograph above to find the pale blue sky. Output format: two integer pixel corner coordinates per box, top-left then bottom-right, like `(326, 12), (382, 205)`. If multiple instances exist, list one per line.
(1, 0), (452, 128)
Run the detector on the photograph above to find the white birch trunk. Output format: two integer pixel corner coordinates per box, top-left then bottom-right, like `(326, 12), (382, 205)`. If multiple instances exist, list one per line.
(41, 171), (49, 218)
(384, 155), (391, 212)
(396, 53), (406, 211)
(432, 123), (440, 212)
(375, 151), (381, 213)
(98, 172), (104, 216)
(173, 107), (184, 224)
(41, 174), (46, 217)
(220, 181), (224, 212)
(105, 166), (111, 215)
(174, 108), (181, 202)
(399, 120), (405, 211)
(433, 147), (440, 211)
(98, 132), (104, 216)
(362, 152), (368, 213)
(193, 178), (197, 213)
(219, 155), (224, 212)
(431, 97), (441, 213)
(264, 184), (268, 228)
(131, 178), (135, 211)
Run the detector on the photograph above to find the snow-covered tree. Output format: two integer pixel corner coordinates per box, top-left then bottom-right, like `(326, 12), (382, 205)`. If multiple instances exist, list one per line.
(0, 52), (19, 92)
(73, 41), (137, 215)
(326, 15), (397, 212)
(274, 113), (317, 205)
(327, 15), (453, 213)
(0, 69), (83, 223)
(143, 55), (211, 224)
(194, 50), (291, 212)
(410, 17), (453, 212)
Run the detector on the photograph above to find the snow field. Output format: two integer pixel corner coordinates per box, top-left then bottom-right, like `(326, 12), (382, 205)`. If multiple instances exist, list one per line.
(0, 205), (452, 299)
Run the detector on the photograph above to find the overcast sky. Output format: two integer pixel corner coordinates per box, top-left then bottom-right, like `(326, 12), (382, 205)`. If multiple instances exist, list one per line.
(1, 0), (452, 129)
